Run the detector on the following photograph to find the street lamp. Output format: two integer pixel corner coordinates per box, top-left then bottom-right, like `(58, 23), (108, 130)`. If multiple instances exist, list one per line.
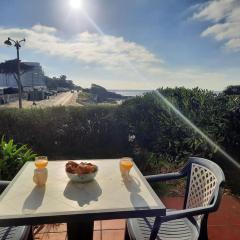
(4, 37), (26, 109)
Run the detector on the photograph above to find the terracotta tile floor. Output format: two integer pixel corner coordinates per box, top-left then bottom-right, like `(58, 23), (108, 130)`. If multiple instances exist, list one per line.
(34, 220), (126, 240)
(33, 195), (240, 240)
(161, 195), (240, 240)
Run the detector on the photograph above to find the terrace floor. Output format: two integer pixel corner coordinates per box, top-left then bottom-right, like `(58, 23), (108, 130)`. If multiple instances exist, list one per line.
(34, 195), (240, 240)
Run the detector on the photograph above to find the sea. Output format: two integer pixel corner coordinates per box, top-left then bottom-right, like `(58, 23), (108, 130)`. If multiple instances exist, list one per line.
(110, 90), (152, 97)
(110, 89), (222, 97)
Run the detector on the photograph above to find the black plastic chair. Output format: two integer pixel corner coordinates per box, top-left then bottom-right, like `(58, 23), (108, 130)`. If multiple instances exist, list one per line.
(126, 157), (225, 240)
(0, 181), (33, 240)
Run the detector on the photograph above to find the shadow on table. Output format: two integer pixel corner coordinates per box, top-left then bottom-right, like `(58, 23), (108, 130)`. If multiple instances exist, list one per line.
(64, 180), (102, 207)
(123, 176), (150, 209)
(22, 186), (46, 213)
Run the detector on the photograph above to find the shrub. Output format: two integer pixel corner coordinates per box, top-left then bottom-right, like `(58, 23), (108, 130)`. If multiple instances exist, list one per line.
(0, 137), (36, 180)
(223, 85), (240, 95)
(0, 87), (239, 193)
(0, 106), (130, 159)
(224, 105), (240, 155)
(1, 89), (239, 165)
(118, 89), (225, 162)
(1, 89), (239, 159)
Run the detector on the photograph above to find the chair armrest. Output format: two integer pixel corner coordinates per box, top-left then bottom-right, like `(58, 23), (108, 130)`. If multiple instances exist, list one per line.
(0, 181), (11, 193)
(162, 203), (217, 222)
(145, 172), (184, 183)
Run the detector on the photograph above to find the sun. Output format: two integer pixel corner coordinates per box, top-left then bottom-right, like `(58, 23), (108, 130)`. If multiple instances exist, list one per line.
(69, 0), (82, 9)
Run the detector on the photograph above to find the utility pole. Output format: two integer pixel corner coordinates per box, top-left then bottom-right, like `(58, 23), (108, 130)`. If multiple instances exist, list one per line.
(4, 37), (26, 109)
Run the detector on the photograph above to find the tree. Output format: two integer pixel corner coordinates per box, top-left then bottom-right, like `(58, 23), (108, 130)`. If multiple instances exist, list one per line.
(60, 75), (67, 81)
(0, 59), (33, 76)
(45, 75), (80, 90)
(223, 85), (240, 95)
(0, 59), (34, 107)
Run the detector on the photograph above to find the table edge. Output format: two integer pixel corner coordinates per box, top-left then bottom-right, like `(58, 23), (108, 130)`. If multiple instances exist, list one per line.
(0, 207), (166, 227)
(0, 159), (166, 226)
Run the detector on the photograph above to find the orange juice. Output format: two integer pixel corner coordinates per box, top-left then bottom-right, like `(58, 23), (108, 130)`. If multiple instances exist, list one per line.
(120, 158), (133, 176)
(120, 159), (133, 170)
(35, 156), (48, 169)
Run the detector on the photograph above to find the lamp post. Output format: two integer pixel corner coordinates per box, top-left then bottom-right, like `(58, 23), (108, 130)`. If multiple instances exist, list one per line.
(32, 72), (38, 105)
(4, 37), (26, 109)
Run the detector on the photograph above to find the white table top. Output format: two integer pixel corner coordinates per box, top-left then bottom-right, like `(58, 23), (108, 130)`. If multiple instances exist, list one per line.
(0, 159), (165, 225)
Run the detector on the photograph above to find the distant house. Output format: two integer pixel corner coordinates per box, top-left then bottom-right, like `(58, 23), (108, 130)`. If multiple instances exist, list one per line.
(0, 62), (46, 91)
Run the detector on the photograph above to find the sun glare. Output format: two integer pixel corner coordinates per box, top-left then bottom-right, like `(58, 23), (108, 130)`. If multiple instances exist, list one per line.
(70, 0), (82, 9)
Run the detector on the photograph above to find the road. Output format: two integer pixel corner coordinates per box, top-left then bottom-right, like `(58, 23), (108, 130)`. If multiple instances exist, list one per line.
(0, 92), (81, 109)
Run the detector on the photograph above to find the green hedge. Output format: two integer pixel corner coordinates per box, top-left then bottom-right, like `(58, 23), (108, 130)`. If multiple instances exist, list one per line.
(0, 106), (130, 159)
(224, 106), (240, 156)
(0, 88), (239, 162)
(0, 87), (239, 192)
(119, 88), (239, 160)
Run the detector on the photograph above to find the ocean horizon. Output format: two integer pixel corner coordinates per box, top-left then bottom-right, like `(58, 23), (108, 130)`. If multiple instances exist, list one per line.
(110, 89), (152, 97)
(110, 89), (222, 97)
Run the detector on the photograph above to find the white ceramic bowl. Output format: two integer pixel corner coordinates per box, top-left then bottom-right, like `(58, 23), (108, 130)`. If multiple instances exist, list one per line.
(66, 167), (98, 183)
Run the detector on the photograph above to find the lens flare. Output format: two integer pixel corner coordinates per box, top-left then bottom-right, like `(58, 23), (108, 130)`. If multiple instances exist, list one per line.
(80, 9), (240, 170)
(153, 90), (240, 169)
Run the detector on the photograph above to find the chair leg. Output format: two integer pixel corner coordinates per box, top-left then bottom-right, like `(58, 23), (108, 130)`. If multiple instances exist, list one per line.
(28, 226), (34, 240)
(149, 217), (161, 240)
(26, 226), (34, 240)
(124, 222), (131, 240)
(198, 214), (209, 240)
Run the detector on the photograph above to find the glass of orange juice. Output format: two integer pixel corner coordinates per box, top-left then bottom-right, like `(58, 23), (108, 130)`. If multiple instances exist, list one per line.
(120, 157), (133, 178)
(35, 156), (48, 169)
(34, 156), (48, 186)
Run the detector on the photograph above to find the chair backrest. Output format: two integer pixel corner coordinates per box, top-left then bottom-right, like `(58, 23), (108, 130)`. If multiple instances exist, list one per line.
(183, 157), (225, 224)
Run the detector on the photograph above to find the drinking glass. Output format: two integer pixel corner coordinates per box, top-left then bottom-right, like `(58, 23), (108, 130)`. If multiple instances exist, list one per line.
(119, 157), (133, 178)
(35, 156), (48, 169)
(33, 156), (48, 186)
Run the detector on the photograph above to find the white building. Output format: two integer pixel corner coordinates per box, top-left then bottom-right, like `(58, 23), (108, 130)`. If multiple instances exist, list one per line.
(0, 62), (46, 91)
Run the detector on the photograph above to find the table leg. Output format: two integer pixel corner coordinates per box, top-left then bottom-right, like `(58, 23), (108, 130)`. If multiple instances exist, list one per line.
(67, 220), (94, 240)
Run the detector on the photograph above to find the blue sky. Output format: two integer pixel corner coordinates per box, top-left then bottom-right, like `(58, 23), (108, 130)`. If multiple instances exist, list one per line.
(0, 0), (240, 90)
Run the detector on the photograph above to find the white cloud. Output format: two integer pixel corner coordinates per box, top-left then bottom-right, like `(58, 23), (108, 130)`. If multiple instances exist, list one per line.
(193, 0), (235, 21)
(31, 25), (57, 34)
(0, 24), (237, 90)
(225, 38), (240, 50)
(0, 24), (162, 70)
(193, 0), (240, 51)
(201, 22), (240, 41)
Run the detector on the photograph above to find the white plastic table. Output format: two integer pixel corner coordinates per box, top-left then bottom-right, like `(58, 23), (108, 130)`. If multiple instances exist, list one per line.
(0, 159), (166, 239)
